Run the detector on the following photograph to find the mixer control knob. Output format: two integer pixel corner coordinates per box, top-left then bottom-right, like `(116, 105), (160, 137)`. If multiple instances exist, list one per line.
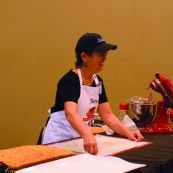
(155, 72), (160, 78)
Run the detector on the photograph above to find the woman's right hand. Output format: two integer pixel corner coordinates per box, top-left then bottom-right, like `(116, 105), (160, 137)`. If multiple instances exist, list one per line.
(83, 133), (98, 155)
(64, 102), (98, 155)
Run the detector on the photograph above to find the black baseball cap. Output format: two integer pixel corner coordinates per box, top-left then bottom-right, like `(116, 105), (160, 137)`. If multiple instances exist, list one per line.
(75, 33), (117, 54)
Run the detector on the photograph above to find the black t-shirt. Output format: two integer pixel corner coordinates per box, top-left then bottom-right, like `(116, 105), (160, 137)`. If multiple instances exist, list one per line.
(51, 69), (108, 113)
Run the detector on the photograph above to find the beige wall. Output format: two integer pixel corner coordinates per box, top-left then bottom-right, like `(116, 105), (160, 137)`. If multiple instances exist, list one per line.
(1, 0), (173, 149)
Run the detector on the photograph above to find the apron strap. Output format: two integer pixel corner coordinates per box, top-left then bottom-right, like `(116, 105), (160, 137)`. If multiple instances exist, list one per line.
(77, 68), (99, 86)
(93, 74), (99, 86)
(77, 68), (83, 85)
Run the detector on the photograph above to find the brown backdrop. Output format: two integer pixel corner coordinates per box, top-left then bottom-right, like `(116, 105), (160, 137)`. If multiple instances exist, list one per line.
(1, 0), (173, 149)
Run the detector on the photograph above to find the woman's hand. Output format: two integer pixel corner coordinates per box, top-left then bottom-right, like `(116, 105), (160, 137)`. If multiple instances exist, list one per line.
(98, 103), (144, 142)
(65, 102), (98, 155)
(83, 132), (98, 155)
(128, 130), (144, 142)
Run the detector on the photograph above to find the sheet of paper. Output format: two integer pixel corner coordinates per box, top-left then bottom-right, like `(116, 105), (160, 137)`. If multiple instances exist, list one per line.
(16, 153), (146, 173)
(49, 134), (151, 156)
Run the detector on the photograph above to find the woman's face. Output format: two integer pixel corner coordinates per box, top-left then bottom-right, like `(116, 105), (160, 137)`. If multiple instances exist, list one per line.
(84, 51), (108, 73)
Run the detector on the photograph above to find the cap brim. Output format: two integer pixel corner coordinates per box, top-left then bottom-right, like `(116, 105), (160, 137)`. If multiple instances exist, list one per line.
(94, 43), (117, 52)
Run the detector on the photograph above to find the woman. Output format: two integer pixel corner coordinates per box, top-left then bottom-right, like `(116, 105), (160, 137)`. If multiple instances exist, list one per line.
(43, 32), (144, 155)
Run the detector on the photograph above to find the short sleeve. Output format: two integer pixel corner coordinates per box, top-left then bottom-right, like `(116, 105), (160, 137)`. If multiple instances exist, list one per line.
(97, 76), (108, 104)
(58, 75), (80, 103)
(51, 70), (80, 113)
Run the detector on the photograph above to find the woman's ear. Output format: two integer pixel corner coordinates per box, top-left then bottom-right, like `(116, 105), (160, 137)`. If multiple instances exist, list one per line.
(81, 52), (87, 63)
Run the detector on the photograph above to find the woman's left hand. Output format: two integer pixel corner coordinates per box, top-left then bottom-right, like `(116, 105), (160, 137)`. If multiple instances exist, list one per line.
(129, 130), (144, 142)
(127, 130), (144, 142)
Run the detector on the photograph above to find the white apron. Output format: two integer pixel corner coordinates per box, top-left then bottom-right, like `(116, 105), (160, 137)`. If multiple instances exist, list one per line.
(42, 69), (101, 144)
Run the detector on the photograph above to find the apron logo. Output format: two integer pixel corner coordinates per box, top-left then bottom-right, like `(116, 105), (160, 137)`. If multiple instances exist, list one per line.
(83, 107), (96, 126)
(90, 98), (98, 104)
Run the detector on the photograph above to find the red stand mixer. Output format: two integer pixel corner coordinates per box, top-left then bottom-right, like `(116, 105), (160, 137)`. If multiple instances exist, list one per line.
(140, 72), (173, 133)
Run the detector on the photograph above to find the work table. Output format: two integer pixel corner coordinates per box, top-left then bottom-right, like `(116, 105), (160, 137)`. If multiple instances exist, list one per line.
(116, 133), (173, 173)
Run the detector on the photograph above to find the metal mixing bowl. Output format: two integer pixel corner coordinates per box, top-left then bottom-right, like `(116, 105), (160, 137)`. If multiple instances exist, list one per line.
(127, 97), (157, 128)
